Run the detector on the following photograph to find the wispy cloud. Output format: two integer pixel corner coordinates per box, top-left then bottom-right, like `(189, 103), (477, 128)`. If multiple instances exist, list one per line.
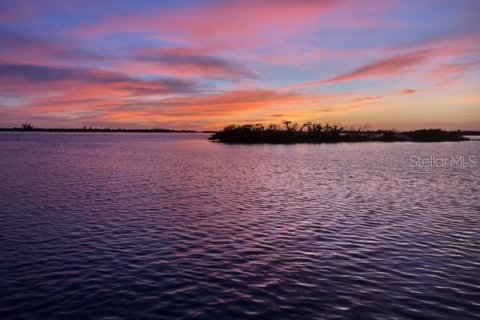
(288, 50), (432, 88)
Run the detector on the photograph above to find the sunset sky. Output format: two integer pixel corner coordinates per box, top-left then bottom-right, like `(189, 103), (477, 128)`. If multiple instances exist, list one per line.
(0, 0), (479, 130)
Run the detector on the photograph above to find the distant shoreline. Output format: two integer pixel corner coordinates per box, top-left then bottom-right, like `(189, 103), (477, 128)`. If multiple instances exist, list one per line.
(0, 127), (480, 136)
(0, 127), (215, 134)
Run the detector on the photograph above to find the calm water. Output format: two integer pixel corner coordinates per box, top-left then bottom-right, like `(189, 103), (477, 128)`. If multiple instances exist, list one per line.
(0, 132), (479, 320)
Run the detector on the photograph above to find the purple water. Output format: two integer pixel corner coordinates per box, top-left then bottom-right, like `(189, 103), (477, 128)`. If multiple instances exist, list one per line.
(1, 132), (479, 319)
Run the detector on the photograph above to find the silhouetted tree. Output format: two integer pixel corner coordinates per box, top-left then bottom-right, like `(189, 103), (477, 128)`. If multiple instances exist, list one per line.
(299, 122), (311, 133)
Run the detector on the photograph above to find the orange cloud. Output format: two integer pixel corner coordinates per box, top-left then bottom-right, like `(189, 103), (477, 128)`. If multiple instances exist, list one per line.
(400, 89), (417, 95)
(5, 84), (327, 129)
(352, 96), (382, 102)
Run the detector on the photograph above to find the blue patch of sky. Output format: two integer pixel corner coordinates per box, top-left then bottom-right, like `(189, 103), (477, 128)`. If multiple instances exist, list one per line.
(307, 1), (478, 53)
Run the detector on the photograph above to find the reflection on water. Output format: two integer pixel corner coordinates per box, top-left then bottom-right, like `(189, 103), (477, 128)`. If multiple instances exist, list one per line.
(0, 132), (479, 319)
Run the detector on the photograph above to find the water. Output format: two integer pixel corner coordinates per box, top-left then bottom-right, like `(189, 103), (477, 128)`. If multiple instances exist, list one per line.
(0, 132), (479, 320)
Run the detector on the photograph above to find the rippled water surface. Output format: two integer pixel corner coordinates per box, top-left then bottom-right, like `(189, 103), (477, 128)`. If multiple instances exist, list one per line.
(1, 132), (479, 319)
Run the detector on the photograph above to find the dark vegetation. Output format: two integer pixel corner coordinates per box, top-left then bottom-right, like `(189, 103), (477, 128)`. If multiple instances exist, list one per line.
(209, 121), (471, 143)
(459, 130), (480, 136)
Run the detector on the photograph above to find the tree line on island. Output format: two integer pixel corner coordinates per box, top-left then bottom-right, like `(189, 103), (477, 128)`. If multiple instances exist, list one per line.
(209, 120), (470, 143)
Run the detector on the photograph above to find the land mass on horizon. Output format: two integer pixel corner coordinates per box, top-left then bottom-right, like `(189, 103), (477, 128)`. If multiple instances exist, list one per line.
(1, 122), (478, 143)
(0, 124), (212, 133)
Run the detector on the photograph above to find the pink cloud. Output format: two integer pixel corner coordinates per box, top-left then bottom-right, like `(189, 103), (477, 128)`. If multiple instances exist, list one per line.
(427, 61), (480, 86)
(329, 51), (430, 83)
(76, 0), (400, 52)
(288, 50), (431, 89)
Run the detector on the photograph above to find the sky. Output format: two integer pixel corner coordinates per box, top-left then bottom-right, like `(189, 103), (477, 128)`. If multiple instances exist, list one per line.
(0, 0), (479, 130)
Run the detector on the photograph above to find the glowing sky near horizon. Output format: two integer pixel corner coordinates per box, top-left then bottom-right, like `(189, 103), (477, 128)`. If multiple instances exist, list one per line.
(0, 0), (479, 130)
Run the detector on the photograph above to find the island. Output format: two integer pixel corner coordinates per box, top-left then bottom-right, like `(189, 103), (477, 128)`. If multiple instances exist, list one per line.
(209, 121), (471, 143)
